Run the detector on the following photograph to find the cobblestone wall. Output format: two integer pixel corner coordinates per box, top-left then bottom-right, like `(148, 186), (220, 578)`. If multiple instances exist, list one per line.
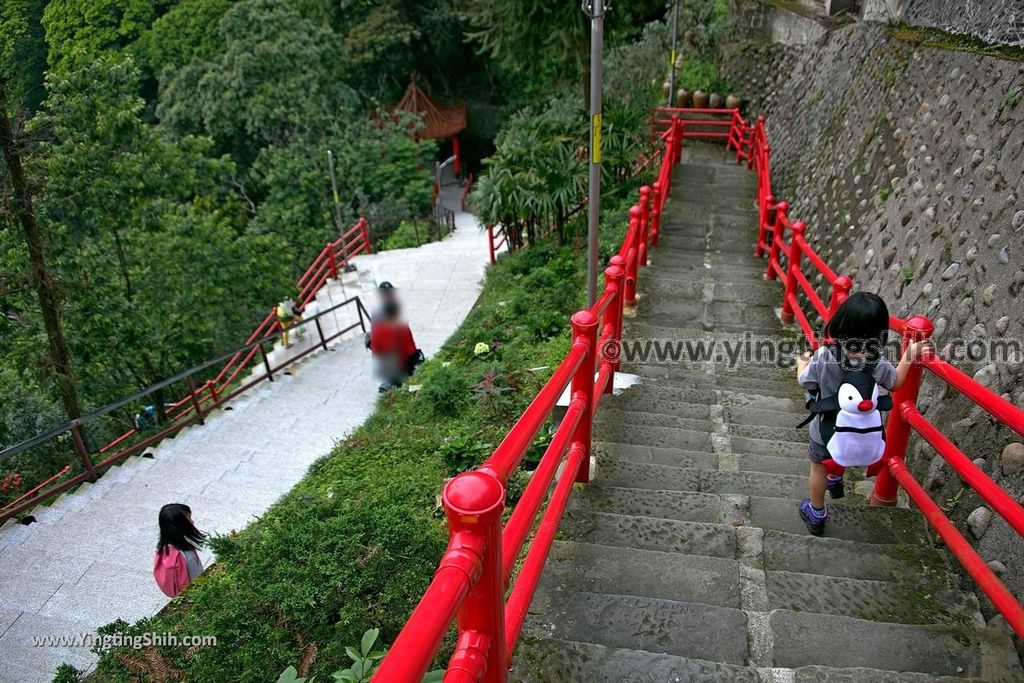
(725, 22), (1024, 628)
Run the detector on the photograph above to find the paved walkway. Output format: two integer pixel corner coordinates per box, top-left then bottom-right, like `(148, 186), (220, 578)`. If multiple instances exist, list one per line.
(0, 184), (492, 681)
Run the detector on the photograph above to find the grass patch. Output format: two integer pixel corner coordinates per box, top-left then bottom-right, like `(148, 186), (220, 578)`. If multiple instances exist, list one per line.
(889, 24), (1024, 63)
(87, 243), (586, 682)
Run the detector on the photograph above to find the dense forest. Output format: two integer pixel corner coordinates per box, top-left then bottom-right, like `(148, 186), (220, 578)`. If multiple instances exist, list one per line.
(0, 0), (683, 503)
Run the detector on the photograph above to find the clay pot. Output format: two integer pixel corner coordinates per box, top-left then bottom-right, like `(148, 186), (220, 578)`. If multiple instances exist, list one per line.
(692, 89), (709, 108)
(683, 29), (695, 45)
(674, 54), (684, 70)
(725, 94), (741, 110)
(675, 88), (691, 107)
(708, 92), (724, 109)
(662, 81), (671, 98)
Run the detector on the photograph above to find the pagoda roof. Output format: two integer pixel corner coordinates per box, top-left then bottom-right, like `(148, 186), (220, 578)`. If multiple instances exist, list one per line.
(390, 74), (466, 139)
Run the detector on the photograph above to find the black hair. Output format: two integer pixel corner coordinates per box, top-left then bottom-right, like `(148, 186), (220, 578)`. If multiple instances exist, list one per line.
(823, 291), (889, 352)
(157, 503), (206, 553)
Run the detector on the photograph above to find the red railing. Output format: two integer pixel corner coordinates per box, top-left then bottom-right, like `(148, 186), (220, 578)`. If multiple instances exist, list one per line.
(486, 224), (508, 265)
(1, 221), (372, 523)
(374, 118), (682, 683)
(728, 113), (1024, 637)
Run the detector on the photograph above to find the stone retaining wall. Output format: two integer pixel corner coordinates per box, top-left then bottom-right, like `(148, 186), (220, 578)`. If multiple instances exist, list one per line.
(724, 21), (1024, 629)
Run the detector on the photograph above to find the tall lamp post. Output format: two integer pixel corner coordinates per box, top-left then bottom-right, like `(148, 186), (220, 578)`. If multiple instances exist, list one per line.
(584, 0), (606, 307)
(667, 0), (680, 106)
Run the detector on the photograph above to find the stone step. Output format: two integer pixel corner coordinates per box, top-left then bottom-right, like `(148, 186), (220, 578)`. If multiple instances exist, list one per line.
(509, 636), (991, 683)
(642, 274), (780, 306)
(625, 365), (803, 397)
(600, 403), (807, 442)
(509, 636), (760, 683)
(738, 453), (811, 476)
(593, 459), (808, 500)
(761, 530), (954, 583)
(766, 569), (980, 626)
(538, 540), (741, 609)
(591, 423), (713, 452)
(726, 403), (813, 428)
(602, 393), (714, 419)
(522, 589), (749, 665)
(596, 406), (714, 433)
(749, 495), (928, 545)
(628, 357), (798, 385)
(770, 610), (1019, 679)
(559, 510), (737, 560)
(592, 441), (718, 469)
(571, 486), (724, 524)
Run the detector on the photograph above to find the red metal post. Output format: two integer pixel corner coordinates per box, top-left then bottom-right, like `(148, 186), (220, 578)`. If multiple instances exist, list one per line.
(638, 185), (651, 267)
(650, 182), (662, 247)
(624, 206), (641, 306)
(443, 471), (507, 683)
(360, 218), (372, 254)
(764, 201), (787, 281)
(570, 310), (598, 483)
(828, 275), (853, 318)
(672, 115), (682, 164)
(487, 225), (496, 265)
(326, 243), (338, 279)
(602, 264), (625, 390)
(871, 314), (935, 506)
(755, 193), (774, 257)
(205, 380), (220, 407)
(780, 220), (806, 324)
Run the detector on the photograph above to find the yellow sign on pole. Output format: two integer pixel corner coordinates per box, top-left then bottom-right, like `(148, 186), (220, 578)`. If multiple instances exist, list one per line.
(591, 113), (602, 165)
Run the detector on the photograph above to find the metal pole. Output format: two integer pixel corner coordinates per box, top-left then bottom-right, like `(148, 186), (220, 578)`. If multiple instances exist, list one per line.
(585, 0), (605, 308)
(668, 0), (680, 107)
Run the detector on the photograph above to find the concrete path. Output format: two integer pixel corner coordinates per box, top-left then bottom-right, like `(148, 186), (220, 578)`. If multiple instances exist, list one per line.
(0, 183), (492, 682)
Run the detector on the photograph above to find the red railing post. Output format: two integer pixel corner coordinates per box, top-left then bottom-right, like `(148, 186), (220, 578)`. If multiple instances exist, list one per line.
(443, 471), (506, 683)
(624, 206), (641, 307)
(871, 314), (935, 506)
(326, 243), (338, 279)
(672, 115), (682, 164)
(638, 185), (651, 267)
(570, 311), (598, 483)
(764, 201), (788, 281)
(185, 375), (206, 426)
(205, 380), (220, 407)
(828, 275), (853, 318)
(780, 220), (805, 324)
(602, 263), (625, 390)
(488, 224), (496, 265)
(360, 217), (372, 254)
(650, 182), (662, 247)
(755, 193), (774, 257)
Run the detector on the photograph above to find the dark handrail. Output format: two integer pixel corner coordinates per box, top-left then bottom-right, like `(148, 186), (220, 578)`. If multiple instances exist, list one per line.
(0, 296), (368, 463)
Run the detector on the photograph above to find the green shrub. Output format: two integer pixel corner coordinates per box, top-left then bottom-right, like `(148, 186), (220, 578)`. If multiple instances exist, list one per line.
(418, 364), (473, 417)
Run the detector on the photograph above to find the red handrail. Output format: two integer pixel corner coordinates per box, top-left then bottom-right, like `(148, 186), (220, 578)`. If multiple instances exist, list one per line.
(375, 118), (681, 683)
(724, 110), (1024, 637)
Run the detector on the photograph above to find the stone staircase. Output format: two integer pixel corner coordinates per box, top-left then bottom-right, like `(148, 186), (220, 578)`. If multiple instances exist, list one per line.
(510, 144), (1023, 681)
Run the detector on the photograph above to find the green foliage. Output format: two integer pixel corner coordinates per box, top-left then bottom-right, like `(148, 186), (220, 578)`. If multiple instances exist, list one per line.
(131, 0), (231, 74)
(42, 0), (164, 72)
(0, 0), (48, 112)
(418, 363), (472, 417)
(471, 21), (665, 251)
(437, 433), (493, 475)
(52, 663), (85, 682)
(333, 628), (386, 682)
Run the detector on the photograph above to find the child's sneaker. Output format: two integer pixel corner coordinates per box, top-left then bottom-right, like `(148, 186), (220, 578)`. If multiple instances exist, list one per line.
(799, 498), (827, 536)
(826, 474), (845, 499)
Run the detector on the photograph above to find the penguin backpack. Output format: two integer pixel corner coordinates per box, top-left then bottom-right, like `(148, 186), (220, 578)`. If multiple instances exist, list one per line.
(802, 353), (893, 467)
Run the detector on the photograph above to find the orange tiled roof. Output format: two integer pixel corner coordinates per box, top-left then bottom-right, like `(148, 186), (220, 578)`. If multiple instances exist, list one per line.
(391, 74), (466, 139)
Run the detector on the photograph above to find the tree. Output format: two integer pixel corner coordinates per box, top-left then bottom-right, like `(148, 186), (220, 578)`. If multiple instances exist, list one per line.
(41, 0), (168, 72)
(0, 0), (49, 113)
(26, 53), (277, 405)
(0, 78), (83, 423)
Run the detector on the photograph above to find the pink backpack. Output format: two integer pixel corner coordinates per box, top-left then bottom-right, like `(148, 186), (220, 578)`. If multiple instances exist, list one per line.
(153, 546), (189, 597)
